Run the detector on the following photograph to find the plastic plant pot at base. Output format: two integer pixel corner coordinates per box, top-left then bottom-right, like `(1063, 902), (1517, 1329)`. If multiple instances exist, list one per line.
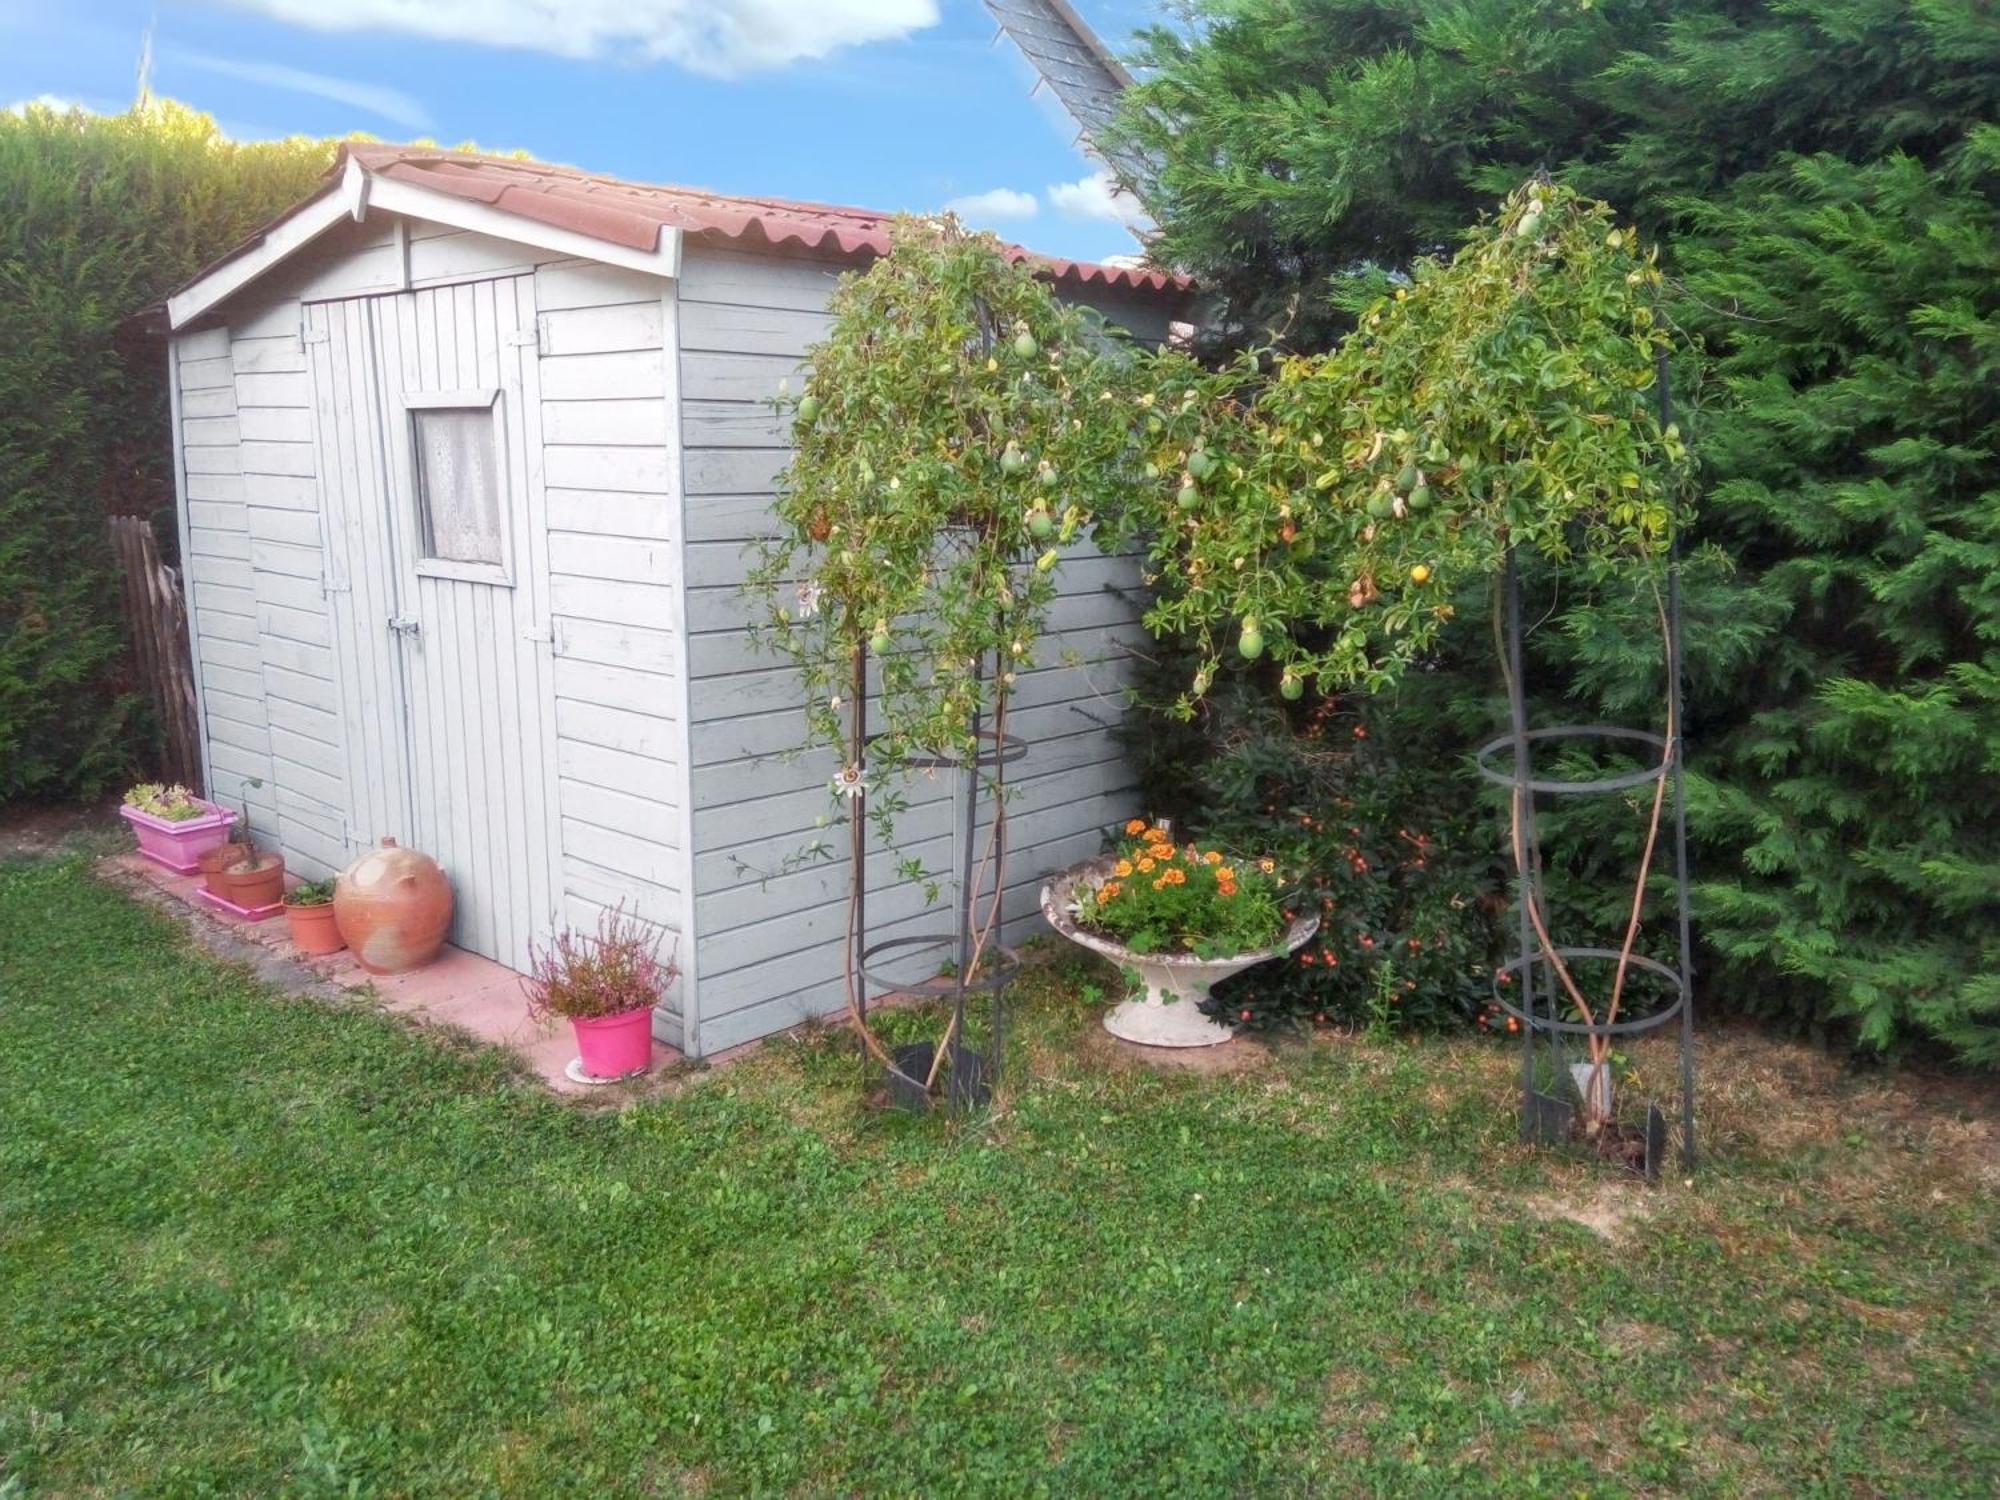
(569, 1006), (653, 1081)
(885, 1041), (991, 1114)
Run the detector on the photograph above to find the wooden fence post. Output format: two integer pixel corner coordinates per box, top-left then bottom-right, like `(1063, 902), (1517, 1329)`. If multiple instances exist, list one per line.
(107, 516), (203, 790)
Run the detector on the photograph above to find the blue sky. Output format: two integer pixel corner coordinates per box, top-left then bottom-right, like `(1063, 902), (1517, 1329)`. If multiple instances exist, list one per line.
(2, 1), (1170, 264)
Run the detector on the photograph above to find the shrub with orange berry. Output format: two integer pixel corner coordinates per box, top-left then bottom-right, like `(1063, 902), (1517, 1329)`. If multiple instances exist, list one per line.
(1073, 821), (1287, 958)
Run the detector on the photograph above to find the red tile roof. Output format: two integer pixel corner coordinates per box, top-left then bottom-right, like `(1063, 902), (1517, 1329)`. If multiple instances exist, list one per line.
(342, 143), (1189, 297)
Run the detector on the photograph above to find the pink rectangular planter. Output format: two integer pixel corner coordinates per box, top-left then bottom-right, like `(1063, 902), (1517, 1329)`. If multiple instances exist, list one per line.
(120, 799), (238, 874)
(193, 885), (283, 923)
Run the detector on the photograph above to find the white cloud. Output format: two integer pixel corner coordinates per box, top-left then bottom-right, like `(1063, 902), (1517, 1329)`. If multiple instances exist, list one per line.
(164, 48), (433, 130)
(944, 187), (1038, 221)
(1047, 169), (1150, 233)
(215, 0), (943, 77)
(5, 94), (97, 115)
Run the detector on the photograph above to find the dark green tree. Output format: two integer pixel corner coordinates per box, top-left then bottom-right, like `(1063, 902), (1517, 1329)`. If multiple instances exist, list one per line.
(0, 100), (331, 801)
(1110, 0), (2000, 1063)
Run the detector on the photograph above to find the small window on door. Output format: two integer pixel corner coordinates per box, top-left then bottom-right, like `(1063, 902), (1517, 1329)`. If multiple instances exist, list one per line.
(409, 394), (505, 572)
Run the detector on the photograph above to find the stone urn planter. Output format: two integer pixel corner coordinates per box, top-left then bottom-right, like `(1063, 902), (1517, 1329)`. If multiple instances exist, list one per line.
(1041, 857), (1319, 1048)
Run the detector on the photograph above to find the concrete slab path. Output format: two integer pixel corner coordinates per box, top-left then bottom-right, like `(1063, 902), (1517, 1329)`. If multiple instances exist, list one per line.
(103, 853), (685, 1094)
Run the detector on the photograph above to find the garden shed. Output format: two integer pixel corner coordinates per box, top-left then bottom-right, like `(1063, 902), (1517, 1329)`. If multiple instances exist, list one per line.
(160, 143), (1193, 1057)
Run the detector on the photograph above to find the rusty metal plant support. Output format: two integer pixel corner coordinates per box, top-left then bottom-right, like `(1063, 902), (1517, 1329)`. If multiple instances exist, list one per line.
(849, 646), (1020, 1116)
(1476, 370), (1697, 1180)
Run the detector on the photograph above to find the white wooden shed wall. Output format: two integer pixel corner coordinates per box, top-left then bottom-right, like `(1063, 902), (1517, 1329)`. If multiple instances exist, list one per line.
(169, 209), (1171, 1059)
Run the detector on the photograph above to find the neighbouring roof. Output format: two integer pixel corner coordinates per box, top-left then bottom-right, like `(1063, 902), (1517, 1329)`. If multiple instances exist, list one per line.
(166, 143), (1191, 324)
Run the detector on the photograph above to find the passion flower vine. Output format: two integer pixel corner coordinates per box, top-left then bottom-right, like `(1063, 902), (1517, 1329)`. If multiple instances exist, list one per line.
(747, 215), (1164, 841)
(1137, 179), (1693, 710)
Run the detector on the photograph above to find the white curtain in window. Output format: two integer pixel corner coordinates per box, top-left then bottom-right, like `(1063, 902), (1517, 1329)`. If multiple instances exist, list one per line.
(414, 407), (502, 565)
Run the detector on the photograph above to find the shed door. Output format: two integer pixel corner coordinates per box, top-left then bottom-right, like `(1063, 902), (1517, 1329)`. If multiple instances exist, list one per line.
(308, 276), (561, 972)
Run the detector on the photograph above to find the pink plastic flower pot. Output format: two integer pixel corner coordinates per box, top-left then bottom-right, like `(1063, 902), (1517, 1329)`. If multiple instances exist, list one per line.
(570, 1005), (654, 1079)
(119, 799), (237, 874)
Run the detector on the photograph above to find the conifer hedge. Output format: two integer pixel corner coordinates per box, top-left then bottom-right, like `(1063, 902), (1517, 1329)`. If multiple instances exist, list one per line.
(0, 100), (329, 801)
(1111, 0), (2000, 1064)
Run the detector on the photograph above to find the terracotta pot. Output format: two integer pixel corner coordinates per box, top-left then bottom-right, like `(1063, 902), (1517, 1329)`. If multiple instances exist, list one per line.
(284, 899), (345, 955)
(218, 851), (286, 909)
(334, 838), (452, 975)
(195, 840), (251, 897)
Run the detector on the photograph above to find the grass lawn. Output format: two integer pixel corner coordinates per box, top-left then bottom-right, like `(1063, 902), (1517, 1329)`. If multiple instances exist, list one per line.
(1, 856), (1995, 1496)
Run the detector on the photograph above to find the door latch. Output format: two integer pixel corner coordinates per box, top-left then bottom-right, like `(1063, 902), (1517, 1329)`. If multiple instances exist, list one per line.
(388, 615), (422, 637)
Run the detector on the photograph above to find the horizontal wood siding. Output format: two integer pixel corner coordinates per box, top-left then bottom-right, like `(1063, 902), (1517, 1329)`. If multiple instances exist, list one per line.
(535, 259), (689, 1046)
(678, 244), (1151, 1056)
(173, 328), (277, 836)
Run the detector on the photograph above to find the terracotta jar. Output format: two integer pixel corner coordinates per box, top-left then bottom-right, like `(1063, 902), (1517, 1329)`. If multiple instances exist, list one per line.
(333, 838), (453, 975)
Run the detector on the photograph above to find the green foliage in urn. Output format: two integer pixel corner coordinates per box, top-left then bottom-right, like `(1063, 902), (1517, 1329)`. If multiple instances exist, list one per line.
(1141, 181), (1689, 710)
(747, 217), (1162, 834)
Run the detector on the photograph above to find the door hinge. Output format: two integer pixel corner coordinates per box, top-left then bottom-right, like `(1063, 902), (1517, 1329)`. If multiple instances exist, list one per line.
(302, 327), (330, 347)
(505, 316), (545, 355)
(388, 615), (422, 637)
(521, 619), (553, 643)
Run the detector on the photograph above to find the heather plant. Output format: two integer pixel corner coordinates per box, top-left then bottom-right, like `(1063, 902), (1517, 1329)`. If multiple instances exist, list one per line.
(523, 906), (677, 1024)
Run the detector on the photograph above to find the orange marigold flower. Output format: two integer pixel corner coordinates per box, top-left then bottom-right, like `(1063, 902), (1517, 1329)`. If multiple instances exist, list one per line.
(1124, 818), (1147, 836)
(1114, 859), (1133, 878)
(1215, 867), (1236, 883)
(1145, 825), (1169, 842)
(1166, 867), (1186, 885)
(1152, 877), (1167, 891)
(1100, 881), (1121, 899)
(1203, 850), (1223, 866)
(1137, 857), (1156, 872)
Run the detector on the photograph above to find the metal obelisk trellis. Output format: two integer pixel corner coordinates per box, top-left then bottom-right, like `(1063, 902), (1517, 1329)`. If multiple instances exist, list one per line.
(850, 643), (1022, 1115)
(1475, 363), (1697, 1178)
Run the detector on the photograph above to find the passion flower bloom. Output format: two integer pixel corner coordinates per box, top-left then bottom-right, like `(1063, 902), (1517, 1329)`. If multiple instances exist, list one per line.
(829, 762), (868, 800)
(794, 580), (823, 620)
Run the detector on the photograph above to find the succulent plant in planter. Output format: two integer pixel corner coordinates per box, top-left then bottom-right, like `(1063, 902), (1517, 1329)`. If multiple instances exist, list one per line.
(1042, 820), (1319, 1047)
(120, 783), (236, 873)
(524, 904), (678, 1082)
(282, 878), (343, 954)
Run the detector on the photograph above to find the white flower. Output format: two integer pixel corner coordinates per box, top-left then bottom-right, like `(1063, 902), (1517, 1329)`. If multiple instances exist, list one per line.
(830, 762), (869, 800)
(829, 695), (843, 711)
(794, 581), (823, 619)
